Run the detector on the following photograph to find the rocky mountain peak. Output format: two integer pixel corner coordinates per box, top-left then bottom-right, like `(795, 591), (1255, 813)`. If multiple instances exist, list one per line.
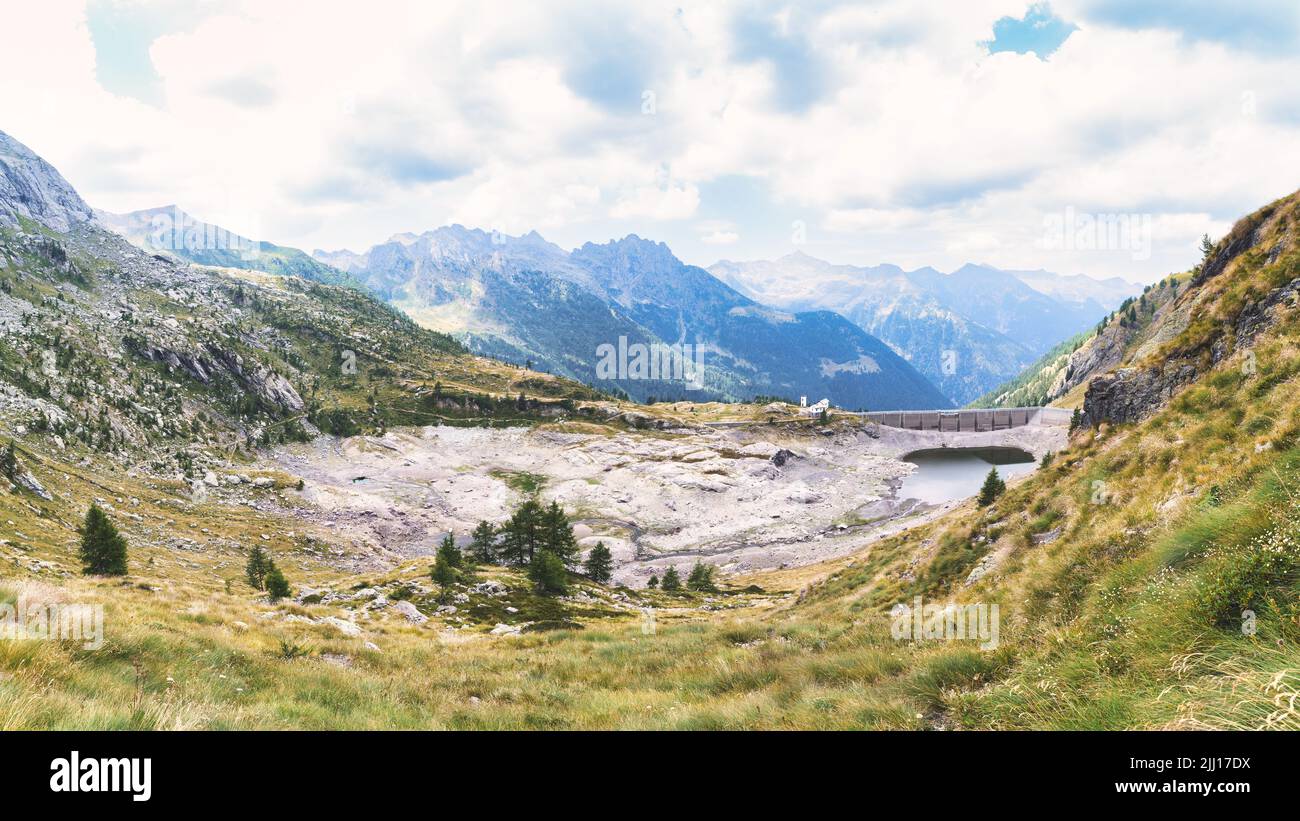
(0, 130), (94, 232)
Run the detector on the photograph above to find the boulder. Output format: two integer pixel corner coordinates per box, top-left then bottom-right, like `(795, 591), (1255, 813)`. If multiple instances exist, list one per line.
(770, 448), (797, 467)
(392, 601), (428, 624)
(738, 442), (780, 459)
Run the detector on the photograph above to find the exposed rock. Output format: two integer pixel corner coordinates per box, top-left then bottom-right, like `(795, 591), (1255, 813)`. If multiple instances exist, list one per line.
(0, 131), (95, 232)
(13, 470), (51, 501)
(770, 448), (797, 467)
(392, 600), (428, 624)
(679, 449), (718, 462)
(1082, 364), (1198, 427)
(1031, 527), (1062, 545)
(321, 616), (362, 636)
(738, 441), (780, 458)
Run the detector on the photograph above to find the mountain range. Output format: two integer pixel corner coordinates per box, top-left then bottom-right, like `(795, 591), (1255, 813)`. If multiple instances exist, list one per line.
(710, 253), (1138, 404)
(85, 159), (1130, 411)
(98, 201), (952, 410)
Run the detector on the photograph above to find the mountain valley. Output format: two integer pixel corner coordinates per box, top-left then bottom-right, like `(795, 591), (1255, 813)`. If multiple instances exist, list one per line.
(2, 126), (1298, 731)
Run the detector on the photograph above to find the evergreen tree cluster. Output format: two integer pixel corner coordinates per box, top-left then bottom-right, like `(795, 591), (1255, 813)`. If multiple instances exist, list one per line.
(449, 499), (586, 594)
(246, 545), (292, 601)
(653, 561), (717, 593)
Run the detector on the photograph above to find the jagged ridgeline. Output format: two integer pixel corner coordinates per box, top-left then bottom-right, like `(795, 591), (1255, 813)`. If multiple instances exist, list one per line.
(0, 131), (605, 466)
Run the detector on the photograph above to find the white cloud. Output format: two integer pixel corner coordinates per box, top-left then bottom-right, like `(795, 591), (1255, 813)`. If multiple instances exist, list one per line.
(1, 0), (1298, 280)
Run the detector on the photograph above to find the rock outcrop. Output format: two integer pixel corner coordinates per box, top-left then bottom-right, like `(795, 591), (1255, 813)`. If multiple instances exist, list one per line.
(0, 131), (94, 232)
(1082, 364), (1199, 427)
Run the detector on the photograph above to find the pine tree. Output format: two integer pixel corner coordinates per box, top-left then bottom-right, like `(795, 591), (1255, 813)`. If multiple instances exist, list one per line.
(584, 541), (613, 584)
(265, 565), (291, 602)
(499, 499), (542, 565)
(529, 551), (568, 594)
(79, 502), (128, 576)
(431, 553), (458, 588)
(539, 501), (578, 567)
(431, 532), (463, 590)
(660, 566), (682, 592)
(246, 545), (272, 589)
(437, 532), (462, 568)
(977, 467), (1006, 507)
(647, 574), (659, 589)
(1069, 407), (1082, 432)
(686, 561), (716, 592)
(469, 520), (497, 564)
(1200, 233), (1215, 261)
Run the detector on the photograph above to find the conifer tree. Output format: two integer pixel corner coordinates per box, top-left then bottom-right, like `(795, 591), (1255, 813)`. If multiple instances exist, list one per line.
(686, 561), (717, 592)
(977, 467), (1006, 507)
(246, 545), (272, 590)
(431, 532), (463, 590)
(431, 554), (457, 588)
(265, 565), (291, 602)
(79, 502), (128, 576)
(647, 574), (659, 589)
(660, 566), (682, 592)
(539, 500), (578, 567)
(584, 541), (613, 584)
(437, 531), (462, 568)
(529, 550), (568, 594)
(499, 498), (542, 565)
(469, 520), (497, 564)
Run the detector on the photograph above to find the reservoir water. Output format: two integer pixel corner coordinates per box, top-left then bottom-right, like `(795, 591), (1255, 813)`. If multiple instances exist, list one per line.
(898, 447), (1037, 505)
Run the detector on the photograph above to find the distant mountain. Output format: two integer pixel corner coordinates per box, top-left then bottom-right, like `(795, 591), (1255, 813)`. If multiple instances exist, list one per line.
(97, 205), (362, 288)
(1006, 268), (1139, 310)
(317, 229), (952, 410)
(709, 253), (1137, 405)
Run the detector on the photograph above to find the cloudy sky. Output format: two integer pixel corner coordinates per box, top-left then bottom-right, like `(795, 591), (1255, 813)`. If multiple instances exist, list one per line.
(4, 0), (1300, 282)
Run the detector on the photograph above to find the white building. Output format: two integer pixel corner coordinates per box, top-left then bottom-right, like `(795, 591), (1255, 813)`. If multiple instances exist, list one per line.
(800, 398), (830, 416)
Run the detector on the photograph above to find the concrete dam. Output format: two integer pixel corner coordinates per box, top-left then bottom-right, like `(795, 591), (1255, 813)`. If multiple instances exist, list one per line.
(857, 406), (1071, 432)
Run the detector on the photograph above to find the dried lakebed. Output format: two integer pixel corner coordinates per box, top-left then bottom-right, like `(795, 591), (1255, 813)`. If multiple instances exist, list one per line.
(269, 421), (1067, 585)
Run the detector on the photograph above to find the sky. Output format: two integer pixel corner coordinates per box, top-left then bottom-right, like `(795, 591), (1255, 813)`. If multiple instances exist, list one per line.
(3, 1), (1300, 283)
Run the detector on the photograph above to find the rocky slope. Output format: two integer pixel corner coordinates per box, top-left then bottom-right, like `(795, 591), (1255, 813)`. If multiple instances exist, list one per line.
(981, 190), (1300, 424)
(0, 130), (611, 493)
(1081, 193), (1300, 426)
(977, 274), (1186, 408)
(0, 131), (94, 233)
